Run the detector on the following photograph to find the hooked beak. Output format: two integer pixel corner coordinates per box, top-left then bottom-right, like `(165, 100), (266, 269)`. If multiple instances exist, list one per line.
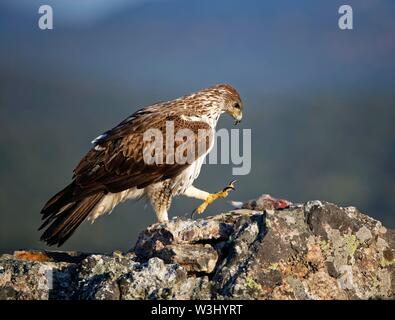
(234, 113), (242, 125)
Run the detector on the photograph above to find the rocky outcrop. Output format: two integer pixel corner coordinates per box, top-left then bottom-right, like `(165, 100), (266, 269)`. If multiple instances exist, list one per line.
(1, 197), (394, 300)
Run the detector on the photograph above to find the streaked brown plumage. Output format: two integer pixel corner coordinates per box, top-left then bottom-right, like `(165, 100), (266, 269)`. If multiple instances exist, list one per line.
(40, 84), (243, 246)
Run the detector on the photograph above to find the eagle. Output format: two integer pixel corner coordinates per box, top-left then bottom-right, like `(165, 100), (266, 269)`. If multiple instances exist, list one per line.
(40, 84), (243, 246)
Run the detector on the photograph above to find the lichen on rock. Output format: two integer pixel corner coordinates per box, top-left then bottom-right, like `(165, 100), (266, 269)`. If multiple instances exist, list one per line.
(0, 197), (394, 300)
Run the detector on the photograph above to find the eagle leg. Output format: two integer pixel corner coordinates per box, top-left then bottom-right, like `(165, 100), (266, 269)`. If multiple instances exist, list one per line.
(191, 180), (236, 217)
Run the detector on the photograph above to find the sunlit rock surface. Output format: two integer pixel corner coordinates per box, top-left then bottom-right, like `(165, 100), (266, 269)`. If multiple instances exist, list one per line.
(1, 198), (394, 300)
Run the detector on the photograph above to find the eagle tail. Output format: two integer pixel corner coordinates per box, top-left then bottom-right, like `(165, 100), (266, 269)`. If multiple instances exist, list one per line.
(40, 183), (104, 246)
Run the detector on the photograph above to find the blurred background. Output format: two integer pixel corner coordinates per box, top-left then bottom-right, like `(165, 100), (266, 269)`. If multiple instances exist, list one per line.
(1, 0), (394, 253)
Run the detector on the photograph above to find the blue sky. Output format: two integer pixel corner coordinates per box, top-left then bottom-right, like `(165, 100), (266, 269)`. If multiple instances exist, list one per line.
(1, 0), (394, 96)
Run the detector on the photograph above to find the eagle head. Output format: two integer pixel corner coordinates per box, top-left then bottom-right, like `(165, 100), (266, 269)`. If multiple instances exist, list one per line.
(215, 83), (243, 125)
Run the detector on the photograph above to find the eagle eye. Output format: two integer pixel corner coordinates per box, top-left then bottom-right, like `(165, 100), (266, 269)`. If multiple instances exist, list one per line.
(233, 103), (241, 109)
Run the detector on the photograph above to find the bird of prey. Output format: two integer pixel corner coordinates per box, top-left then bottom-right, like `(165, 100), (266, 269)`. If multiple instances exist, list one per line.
(40, 84), (243, 246)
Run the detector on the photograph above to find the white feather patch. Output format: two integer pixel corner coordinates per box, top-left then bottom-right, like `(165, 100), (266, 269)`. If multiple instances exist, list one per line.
(230, 201), (243, 209)
(94, 145), (105, 151)
(88, 188), (144, 222)
(91, 133), (107, 145)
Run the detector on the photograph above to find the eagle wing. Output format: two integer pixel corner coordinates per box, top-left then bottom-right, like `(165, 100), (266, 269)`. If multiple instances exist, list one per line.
(72, 107), (214, 198)
(40, 104), (214, 246)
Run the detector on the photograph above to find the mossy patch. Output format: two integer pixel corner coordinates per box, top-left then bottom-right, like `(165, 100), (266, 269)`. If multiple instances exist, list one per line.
(268, 263), (279, 271)
(342, 234), (360, 256)
(245, 276), (261, 291)
(371, 275), (380, 289)
(320, 240), (331, 255)
(380, 257), (395, 268)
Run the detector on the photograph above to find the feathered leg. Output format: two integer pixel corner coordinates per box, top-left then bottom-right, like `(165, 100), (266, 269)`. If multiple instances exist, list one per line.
(147, 183), (172, 222)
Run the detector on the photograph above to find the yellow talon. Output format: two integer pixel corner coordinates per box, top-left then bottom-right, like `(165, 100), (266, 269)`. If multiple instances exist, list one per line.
(192, 180), (236, 217)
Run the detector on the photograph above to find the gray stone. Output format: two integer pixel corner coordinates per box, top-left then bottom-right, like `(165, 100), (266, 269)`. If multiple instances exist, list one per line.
(0, 196), (394, 300)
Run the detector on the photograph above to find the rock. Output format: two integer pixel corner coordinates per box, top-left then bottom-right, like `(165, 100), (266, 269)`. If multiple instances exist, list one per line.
(1, 197), (394, 300)
(133, 217), (232, 273)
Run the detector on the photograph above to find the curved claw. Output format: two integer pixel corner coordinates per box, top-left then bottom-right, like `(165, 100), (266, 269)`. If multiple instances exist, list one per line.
(190, 208), (197, 219)
(223, 180), (237, 192)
